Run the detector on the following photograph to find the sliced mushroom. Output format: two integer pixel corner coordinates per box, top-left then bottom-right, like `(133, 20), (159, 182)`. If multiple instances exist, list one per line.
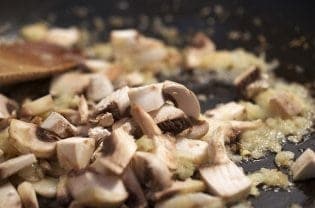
(50, 72), (90, 96)
(31, 177), (58, 198)
(44, 27), (80, 48)
(94, 86), (130, 120)
(150, 104), (191, 135)
(153, 179), (206, 201)
(91, 127), (136, 175)
(78, 95), (89, 124)
(67, 170), (128, 207)
(291, 148), (315, 181)
(155, 192), (224, 208)
(131, 104), (177, 170)
(17, 181), (39, 208)
(245, 78), (269, 98)
(90, 113), (114, 127)
(178, 119), (209, 140)
(9, 119), (57, 158)
(112, 118), (141, 138)
(229, 119), (262, 132)
(233, 66), (261, 91)
(130, 104), (161, 137)
(20, 95), (54, 116)
(87, 74), (114, 101)
(128, 83), (165, 112)
(0, 182), (22, 208)
(269, 91), (303, 117)
(40, 112), (77, 138)
(122, 166), (148, 208)
(133, 151), (172, 192)
(56, 175), (71, 205)
(162, 81), (200, 119)
(116, 71), (145, 87)
(0, 153), (36, 179)
(88, 126), (111, 143)
(205, 102), (245, 121)
(57, 137), (95, 170)
(176, 138), (209, 165)
(199, 127), (251, 202)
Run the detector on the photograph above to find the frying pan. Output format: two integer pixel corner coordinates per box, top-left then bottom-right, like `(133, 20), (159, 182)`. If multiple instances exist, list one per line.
(0, 0), (314, 207)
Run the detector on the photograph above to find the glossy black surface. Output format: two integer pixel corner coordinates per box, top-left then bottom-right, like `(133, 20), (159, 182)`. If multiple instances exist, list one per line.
(0, 0), (314, 207)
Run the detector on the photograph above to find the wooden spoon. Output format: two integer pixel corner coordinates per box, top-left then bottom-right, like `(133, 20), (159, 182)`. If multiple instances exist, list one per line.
(0, 41), (82, 85)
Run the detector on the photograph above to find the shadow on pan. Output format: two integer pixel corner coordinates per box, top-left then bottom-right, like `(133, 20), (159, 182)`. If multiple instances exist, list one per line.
(0, 0), (315, 207)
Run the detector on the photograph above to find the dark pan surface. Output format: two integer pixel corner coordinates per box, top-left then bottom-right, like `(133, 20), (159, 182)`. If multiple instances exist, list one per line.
(0, 0), (314, 207)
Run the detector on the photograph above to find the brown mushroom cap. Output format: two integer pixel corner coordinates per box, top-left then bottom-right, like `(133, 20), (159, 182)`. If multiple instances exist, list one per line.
(162, 81), (200, 120)
(9, 119), (57, 158)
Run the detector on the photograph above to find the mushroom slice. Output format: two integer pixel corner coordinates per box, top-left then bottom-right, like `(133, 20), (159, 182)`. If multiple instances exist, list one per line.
(88, 127), (111, 143)
(0, 182), (22, 208)
(122, 166), (148, 208)
(67, 170), (128, 207)
(245, 79), (269, 98)
(233, 66), (261, 91)
(205, 102), (245, 121)
(17, 181), (39, 208)
(0, 153), (36, 179)
(90, 113), (114, 127)
(200, 161), (251, 203)
(0, 94), (17, 120)
(229, 119), (262, 132)
(31, 177), (58, 198)
(150, 104), (191, 135)
(133, 152), (172, 192)
(78, 95), (89, 124)
(57, 137), (95, 170)
(155, 192), (224, 208)
(91, 127), (136, 175)
(21, 95), (54, 116)
(131, 104), (177, 170)
(199, 127), (251, 202)
(176, 138), (208, 165)
(94, 86), (130, 120)
(44, 27), (80, 48)
(87, 74), (114, 101)
(50, 72), (90, 96)
(40, 112), (77, 138)
(56, 175), (70, 205)
(269, 91), (303, 117)
(162, 81), (200, 119)
(153, 179), (206, 201)
(84, 59), (112, 72)
(178, 119), (209, 140)
(291, 148), (315, 181)
(128, 83), (165, 112)
(9, 119), (57, 158)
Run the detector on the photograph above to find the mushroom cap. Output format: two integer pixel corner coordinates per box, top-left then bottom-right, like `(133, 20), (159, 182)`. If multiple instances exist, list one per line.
(9, 119), (57, 158)
(162, 81), (200, 119)
(67, 170), (128, 207)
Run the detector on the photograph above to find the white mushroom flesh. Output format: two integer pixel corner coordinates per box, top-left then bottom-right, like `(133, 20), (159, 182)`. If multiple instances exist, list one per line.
(17, 181), (39, 208)
(87, 74), (114, 101)
(31, 177), (58, 198)
(57, 137), (95, 170)
(21, 95), (54, 116)
(40, 112), (77, 138)
(0, 182), (22, 208)
(291, 149), (315, 181)
(0, 153), (36, 179)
